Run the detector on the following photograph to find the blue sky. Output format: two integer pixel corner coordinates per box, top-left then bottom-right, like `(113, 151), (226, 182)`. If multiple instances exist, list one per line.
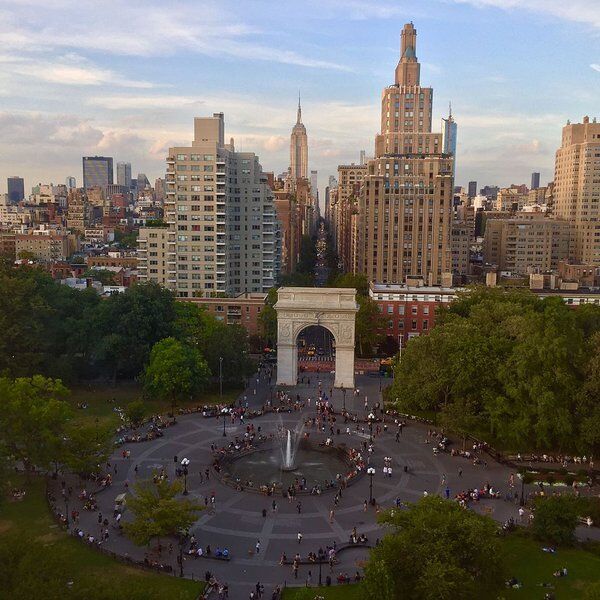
(1, 0), (599, 197)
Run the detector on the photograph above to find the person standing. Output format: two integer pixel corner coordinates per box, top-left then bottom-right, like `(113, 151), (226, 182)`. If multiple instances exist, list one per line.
(297, 531), (303, 544)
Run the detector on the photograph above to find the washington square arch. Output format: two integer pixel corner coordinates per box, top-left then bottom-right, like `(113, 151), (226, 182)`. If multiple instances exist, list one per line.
(274, 287), (359, 388)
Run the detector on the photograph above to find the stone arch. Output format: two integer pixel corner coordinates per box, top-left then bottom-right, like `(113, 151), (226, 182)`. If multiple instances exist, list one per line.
(274, 287), (358, 388)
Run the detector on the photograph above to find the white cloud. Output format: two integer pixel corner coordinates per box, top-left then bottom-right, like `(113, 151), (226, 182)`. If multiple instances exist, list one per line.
(0, 1), (349, 70)
(449, 0), (600, 30)
(591, 64), (600, 72)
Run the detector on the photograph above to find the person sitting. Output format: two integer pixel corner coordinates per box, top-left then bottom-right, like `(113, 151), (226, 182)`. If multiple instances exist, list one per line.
(215, 547), (222, 557)
(222, 548), (229, 558)
(553, 567), (568, 577)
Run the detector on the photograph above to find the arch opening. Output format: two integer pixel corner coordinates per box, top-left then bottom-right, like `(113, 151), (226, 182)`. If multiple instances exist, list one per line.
(296, 325), (335, 373)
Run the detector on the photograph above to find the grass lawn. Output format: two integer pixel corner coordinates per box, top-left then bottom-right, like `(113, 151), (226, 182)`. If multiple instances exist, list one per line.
(0, 476), (203, 599)
(68, 383), (241, 428)
(504, 533), (600, 598)
(282, 583), (363, 599)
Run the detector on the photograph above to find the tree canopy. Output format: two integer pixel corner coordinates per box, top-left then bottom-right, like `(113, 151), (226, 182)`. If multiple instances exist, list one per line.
(389, 286), (600, 452)
(363, 496), (505, 600)
(123, 479), (203, 546)
(144, 338), (210, 410)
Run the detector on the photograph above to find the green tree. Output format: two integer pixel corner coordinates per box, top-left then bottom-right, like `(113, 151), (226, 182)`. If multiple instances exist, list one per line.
(330, 272), (369, 296)
(124, 478), (203, 546)
(532, 496), (579, 546)
(296, 234), (317, 276)
(144, 337), (210, 413)
(125, 399), (147, 427)
(363, 496), (505, 600)
(92, 283), (176, 383)
(82, 268), (116, 285)
(355, 294), (386, 356)
(258, 287), (278, 346)
(62, 423), (113, 477)
(0, 376), (71, 472)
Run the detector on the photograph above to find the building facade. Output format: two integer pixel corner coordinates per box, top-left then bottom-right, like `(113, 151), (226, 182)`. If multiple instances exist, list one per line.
(553, 116), (600, 265)
(483, 214), (571, 273)
(7, 176), (24, 204)
(356, 23), (453, 286)
(138, 113), (280, 297)
(83, 156), (113, 191)
(116, 162), (132, 189)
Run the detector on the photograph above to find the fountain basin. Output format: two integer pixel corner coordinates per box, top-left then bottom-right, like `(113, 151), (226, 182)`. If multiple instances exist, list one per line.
(218, 440), (356, 492)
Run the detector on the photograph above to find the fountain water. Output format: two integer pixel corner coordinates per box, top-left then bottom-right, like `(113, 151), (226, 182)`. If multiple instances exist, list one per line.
(280, 422), (304, 471)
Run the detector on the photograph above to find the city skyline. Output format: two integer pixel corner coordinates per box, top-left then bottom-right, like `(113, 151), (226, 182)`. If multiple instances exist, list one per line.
(1, 0), (599, 195)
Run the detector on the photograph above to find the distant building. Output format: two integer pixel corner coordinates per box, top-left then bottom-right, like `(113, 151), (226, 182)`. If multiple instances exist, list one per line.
(15, 225), (77, 261)
(468, 181), (477, 199)
(553, 116), (600, 265)
(116, 162), (132, 189)
(442, 104), (457, 177)
(83, 156), (113, 190)
(290, 96), (308, 181)
(483, 214), (571, 274)
(65, 176), (77, 190)
(531, 171), (540, 190)
(7, 176), (24, 203)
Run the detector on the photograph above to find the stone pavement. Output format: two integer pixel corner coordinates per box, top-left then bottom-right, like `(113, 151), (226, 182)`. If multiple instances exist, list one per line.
(50, 369), (592, 599)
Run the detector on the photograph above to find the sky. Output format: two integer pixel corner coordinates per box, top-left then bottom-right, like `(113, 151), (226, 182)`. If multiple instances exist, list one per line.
(1, 0), (599, 198)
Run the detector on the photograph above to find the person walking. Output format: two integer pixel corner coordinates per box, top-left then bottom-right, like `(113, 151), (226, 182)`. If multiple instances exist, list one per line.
(255, 539), (261, 554)
(297, 531), (303, 544)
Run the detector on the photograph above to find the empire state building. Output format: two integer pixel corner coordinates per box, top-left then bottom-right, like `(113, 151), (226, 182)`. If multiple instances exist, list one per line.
(290, 96), (308, 181)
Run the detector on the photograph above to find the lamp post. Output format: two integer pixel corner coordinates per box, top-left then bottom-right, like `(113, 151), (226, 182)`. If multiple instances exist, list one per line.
(318, 548), (324, 586)
(368, 412), (376, 445)
(64, 496), (70, 528)
(341, 384), (346, 413)
(518, 471), (526, 507)
(219, 356), (223, 398)
(221, 407), (228, 437)
(367, 466), (375, 504)
(178, 531), (186, 577)
(181, 457), (190, 495)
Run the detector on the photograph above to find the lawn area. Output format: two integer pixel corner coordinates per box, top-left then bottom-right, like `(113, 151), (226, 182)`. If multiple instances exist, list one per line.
(504, 533), (600, 599)
(68, 383), (241, 428)
(282, 583), (363, 599)
(0, 476), (203, 600)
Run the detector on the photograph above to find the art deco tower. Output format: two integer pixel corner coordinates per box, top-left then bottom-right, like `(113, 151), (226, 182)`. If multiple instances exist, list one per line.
(290, 95), (308, 181)
(356, 23), (453, 285)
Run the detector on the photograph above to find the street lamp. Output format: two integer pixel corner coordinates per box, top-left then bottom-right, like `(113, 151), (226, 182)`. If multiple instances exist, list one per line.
(518, 471), (526, 507)
(341, 384), (346, 413)
(367, 466), (376, 504)
(181, 457), (190, 495)
(219, 356), (223, 398)
(178, 531), (186, 577)
(368, 412), (376, 444)
(64, 496), (70, 528)
(318, 547), (325, 586)
(221, 407), (228, 437)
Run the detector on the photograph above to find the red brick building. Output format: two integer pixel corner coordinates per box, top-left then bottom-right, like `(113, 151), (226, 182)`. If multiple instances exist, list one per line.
(369, 282), (458, 347)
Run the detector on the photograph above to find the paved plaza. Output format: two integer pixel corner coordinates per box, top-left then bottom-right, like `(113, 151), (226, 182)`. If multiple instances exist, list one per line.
(53, 369), (541, 599)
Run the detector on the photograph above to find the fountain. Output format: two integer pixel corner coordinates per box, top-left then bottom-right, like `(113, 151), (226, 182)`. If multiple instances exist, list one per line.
(280, 425), (303, 471)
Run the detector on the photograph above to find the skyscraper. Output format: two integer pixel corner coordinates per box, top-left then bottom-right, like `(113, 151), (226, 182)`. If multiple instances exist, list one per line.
(468, 181), (477, 199)
(82, 156), (113, 190)
(7, 176), (24, 203)
(553, 116), (600, 265)
(310, 170), (318, 201)
(65, 176), (76, 190)
(116, 162), (132, 189)
(138, 113), (280, 297)
(356, 23), (453, 285)
(290, 95), (308, 181)
(442, 103), (457, 177)
(531, 171), (540, 190)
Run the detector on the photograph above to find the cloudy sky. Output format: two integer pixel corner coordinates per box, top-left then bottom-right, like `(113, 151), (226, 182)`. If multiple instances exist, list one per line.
(1, 0), (599, 197)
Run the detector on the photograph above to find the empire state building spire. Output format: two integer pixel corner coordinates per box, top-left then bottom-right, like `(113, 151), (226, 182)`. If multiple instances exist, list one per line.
(290, 94), (308, 180)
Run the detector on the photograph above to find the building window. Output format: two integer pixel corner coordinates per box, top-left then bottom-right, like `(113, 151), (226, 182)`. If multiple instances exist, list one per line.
(411, 320), (417, 330)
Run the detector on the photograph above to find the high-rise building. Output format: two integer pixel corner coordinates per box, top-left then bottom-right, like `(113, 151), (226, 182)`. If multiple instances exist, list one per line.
(116, 162), (132, 189)
(138, 113), (280, 297)
(310, 170), (318, 200)
(7, 176), (24, 204)
(468, 180), (477, 199)
(531, 171), (540, 190)
(82, 156), (113, 190)
(553, 116), (600, 265)
(290, 95), (308, 181)
(442, 103), (457, 177)
(65, 176), (76, 190)
(137, 173), (150, 191)
(356, 23), (453, 286)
